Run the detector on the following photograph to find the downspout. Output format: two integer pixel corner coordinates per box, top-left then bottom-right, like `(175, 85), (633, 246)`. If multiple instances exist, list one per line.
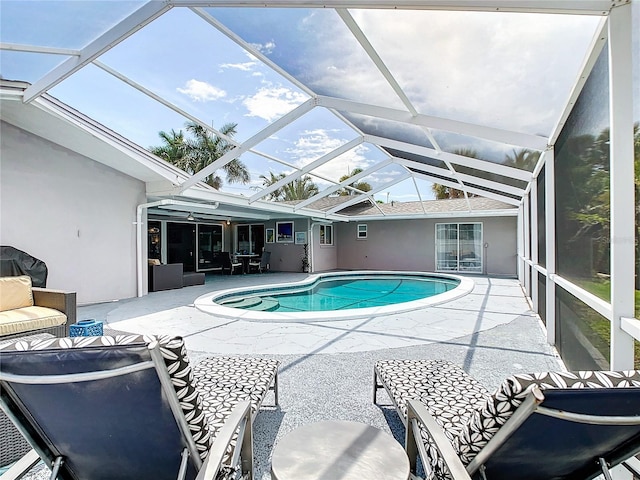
(307, 218), (313, 273)
(136, 199), (219, 297)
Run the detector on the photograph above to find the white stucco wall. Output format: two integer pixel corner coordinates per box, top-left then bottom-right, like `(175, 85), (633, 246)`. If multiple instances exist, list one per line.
(310, 223), (338, 272)
(0, 122), (146, 304)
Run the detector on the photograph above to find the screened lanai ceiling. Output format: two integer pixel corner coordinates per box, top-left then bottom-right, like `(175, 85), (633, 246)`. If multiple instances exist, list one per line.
(0, 1), (619, 221)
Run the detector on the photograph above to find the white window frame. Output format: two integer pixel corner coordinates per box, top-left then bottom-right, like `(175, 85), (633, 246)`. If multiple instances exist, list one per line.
(319, 224), (333, 246)
(435, 222), (483, 273)
(357, 224), (367, 239)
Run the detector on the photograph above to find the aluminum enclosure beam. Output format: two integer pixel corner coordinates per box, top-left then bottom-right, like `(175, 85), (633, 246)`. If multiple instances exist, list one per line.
(393, 157), (525, 197)
(365, 135), (533, 182)
(178, 97), (316, 191)
(410, 171), (521, 206)
(293, 159), (394, 210)
(23, 2), (170, 103)
(326, 173), (411, 214)
(249, 137), (364, 203)
(336, 9), (418, 116)
(0, 43), (80, 56)
(608, 2), (635, 370)
(169, 0), (617, 16)
(318, 96), (548, 151)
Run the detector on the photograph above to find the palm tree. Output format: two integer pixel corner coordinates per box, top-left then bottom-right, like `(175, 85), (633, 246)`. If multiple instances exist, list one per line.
(150, 122), (250, 189)
(431, 149), (478, 199)
(431, 183), (467, 199)
(150, 129), (186, 164)
(281, 176), (319, 201)
(504, 148), (541, 171)
(258, 171), (287, 200)
(338, 168), (372, 196)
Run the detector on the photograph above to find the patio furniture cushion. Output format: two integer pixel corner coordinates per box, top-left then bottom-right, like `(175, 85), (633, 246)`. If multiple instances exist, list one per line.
(0, 275), (33, 311)
(0, 306), (66, 336)
(375, 359), (490, 436)
(194, 356), (280, 421)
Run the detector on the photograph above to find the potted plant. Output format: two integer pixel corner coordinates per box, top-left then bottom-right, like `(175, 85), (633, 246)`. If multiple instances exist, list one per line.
(301, 243), (310, 273)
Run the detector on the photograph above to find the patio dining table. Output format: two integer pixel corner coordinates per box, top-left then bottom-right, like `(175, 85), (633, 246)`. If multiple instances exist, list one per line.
(235, 254), (260, 274)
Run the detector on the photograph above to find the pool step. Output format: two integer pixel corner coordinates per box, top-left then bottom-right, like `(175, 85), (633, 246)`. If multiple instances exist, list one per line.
(220, 296), (280, 311)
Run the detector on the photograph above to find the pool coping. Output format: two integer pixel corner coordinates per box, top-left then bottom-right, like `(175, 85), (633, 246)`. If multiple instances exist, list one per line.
(193, 271), (474, 322)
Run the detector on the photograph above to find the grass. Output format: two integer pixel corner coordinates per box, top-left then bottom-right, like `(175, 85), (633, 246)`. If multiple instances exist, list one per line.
(574, 278), (640, 369)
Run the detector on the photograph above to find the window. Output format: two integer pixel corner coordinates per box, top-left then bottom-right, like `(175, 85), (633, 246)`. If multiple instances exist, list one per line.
(357, 224), (367, 239)
(276, 221), (294, 243)
(435, 223), (482, 273)
(319, 225), (333, 245)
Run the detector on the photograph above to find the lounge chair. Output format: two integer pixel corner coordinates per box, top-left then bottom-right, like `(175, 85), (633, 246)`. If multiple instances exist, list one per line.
(374, 359), (640, 480)
(248, 251), (271, 274)
(0, 334), (280, 480)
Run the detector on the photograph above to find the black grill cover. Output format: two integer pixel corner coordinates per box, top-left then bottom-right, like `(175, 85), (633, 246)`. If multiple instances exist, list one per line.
(0, 246), (48, 287)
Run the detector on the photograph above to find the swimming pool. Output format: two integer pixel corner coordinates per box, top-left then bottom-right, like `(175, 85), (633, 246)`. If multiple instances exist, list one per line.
(194, 271), (474, 322)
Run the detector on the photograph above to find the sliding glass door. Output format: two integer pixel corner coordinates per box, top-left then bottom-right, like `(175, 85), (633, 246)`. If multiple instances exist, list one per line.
(236, 224), (265, 254)
(436, 223), (483, 273)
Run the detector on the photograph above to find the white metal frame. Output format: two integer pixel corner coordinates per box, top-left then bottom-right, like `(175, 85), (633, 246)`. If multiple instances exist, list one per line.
(2, 0), (637, 369)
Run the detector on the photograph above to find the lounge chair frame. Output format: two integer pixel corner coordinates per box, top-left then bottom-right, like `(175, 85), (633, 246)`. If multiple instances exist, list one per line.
(406, 388), (640, 480)
(0, 340), (255, 480)
(374, 360), (640, 480)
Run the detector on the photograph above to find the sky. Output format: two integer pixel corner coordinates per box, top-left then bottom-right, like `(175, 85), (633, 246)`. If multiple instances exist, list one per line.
(1, 1), (630, 203)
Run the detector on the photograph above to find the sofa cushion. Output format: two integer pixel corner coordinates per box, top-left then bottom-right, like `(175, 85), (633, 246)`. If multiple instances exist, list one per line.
(0, 276), (34, 311)
(0, 306), (66, 336)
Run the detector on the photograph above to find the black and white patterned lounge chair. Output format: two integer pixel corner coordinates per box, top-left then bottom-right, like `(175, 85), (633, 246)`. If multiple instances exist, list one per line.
(0, 334), (279, 480)
(374, 359), (640, 480)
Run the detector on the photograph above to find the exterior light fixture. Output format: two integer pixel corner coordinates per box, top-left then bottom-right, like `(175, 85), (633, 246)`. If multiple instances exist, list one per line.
(187, 213), (195, 221)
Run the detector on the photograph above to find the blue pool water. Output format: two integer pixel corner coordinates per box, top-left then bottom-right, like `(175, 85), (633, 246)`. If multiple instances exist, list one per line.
(218, 274), (460, 312)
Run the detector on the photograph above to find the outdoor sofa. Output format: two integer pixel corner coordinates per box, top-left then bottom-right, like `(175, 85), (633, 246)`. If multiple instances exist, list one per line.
(0, 275), (75, 340)
(374, 359), (640, 479)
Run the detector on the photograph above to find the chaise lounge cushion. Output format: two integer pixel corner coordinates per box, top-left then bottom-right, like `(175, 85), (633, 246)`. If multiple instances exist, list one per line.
(194, 356), (280, 421)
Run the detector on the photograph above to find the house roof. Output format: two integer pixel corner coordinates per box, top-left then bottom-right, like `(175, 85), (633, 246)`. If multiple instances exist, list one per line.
(0, 1), (621, 223)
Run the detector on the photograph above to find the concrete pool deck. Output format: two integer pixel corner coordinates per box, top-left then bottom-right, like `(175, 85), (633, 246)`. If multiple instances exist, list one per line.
(88, 272), (549, 357)
(20, 272), (564, 480)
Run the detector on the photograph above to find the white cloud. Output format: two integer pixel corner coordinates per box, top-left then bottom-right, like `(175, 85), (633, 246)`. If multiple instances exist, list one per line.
(220, 61), (257, 71)
(308, 9), (600, 137)
(251, 41), (276, 55)
(243, 86), (308, 122)
(177, 79), (226, 102)
(285, 129), (372, 182)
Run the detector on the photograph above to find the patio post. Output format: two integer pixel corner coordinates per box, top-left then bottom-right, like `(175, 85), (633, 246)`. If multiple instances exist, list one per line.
(545, 149), (556, 346)
(608, 3), (635, 370)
